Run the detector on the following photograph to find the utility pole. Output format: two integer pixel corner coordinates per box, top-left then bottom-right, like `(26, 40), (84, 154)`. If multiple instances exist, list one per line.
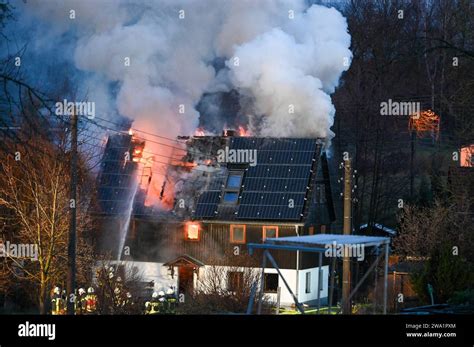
(410, 131), (415, 199)
(67, 109), (78, 315)
(342, 157), (352, 314)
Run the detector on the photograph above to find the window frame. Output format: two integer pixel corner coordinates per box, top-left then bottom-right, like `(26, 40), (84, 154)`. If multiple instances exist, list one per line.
(230, 224), (246, 244)
(262, 226), (279, 241)
(263, 273), (279, 293)
(226, 173), (243, 189)
(184, 222), (200, 242)
(305, 272), (311, 294)
(223, 191), (239, 204)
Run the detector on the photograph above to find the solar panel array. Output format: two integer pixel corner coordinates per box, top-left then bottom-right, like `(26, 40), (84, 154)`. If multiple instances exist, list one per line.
(193, 137), (320, 221)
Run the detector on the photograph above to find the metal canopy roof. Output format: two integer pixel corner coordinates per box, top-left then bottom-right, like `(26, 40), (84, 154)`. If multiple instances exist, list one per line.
(265, 234), (390, 248)
(248, 234), (390, 254)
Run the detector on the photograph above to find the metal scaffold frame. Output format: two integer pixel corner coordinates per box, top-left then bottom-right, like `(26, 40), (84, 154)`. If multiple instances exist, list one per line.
(246, 234), (391, 315)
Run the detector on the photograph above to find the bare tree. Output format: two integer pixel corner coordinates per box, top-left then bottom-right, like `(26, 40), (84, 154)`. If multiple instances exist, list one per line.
(0, 130), (95, 313)
(178, 253), (272, 314)
(94, 259), (146, 315)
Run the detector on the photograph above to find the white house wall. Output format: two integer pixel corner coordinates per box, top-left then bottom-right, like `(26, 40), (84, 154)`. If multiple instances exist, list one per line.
(196, 265), (328, 307)
(98, 261), (328, 307)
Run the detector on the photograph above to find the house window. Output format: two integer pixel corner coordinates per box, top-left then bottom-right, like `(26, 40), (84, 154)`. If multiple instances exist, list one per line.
(263, 226), (279, 240)
(305, 272), (311, 293)
(227, 271), (243, 292)
(185, 222), (200, 241)
(230, 225), (246, 244)
(223, 192), (239, 203)
(222, 171), (243, 204)
(264, 273), (278, 293)
(226, 173), (242, 188)
(320, 225), (326, 233)
(308, 226), (314, 235)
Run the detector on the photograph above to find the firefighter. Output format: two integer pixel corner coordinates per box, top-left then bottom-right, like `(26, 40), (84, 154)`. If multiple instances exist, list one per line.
(108, 266), (115, 279)
(84, 287), (98, 315)
(125, 292), (132, 307)
(51, 286), (65, 315)
(122, 292), (133, 312)
(144, 292), (160, 315)
(75, 288), (86, 315)
(114, 287), (123, 307)
(157, 291), (166, 314)
(61, 289), (68, 314)
(165, 288), (177, 314)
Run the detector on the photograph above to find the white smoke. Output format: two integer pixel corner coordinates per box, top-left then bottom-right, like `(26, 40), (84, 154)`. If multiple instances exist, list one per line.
(226, 5), (352, 139)
(14, 0), (351, 141)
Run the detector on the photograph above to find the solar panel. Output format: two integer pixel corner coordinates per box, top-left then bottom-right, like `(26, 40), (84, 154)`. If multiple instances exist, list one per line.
(239, 192), (305, 205)
(237, 204), (303, 220)
(197, 191), (221, 203)
(193, 137), (321, 221)
(245, 165), (311, 179)
(194, 203), (218, 218)
(234, 138), (319, 221)
(193, 191), (220, 218)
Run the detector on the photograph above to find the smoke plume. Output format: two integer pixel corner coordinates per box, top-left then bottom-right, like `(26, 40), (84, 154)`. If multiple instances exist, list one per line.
(10, 0), (351, 139)
(7, 0), (352, 207)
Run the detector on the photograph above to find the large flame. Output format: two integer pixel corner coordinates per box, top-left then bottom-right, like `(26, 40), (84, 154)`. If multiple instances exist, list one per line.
(238, 125), (251, 137)
(194, 128), (205, 136)
(185, 221), (200, 240)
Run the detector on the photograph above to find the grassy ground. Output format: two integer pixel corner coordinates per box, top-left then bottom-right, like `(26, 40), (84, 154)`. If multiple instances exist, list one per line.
(278, 305), (340, 315)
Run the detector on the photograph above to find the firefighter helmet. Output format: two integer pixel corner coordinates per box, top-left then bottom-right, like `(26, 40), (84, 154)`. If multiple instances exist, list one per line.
(53, 286), (60, 295)
(166, 288), (174, 295)
(158, 291), (165, 297)
(78, 288), (86, 295)
(152, 291), (158, 298)
(88, 287), (94, 294)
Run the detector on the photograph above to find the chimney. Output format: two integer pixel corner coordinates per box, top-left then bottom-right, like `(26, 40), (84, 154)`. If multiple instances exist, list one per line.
(222, 129), (238, 137)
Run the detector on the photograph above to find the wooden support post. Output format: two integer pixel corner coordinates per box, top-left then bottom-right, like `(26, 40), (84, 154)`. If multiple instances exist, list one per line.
(342, 158), (352, 314)
(66, 110), (77, 315)
(383, 243), (389, 314)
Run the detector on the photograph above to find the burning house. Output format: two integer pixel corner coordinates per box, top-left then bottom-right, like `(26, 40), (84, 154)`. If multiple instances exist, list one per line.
(111, 131), (337, 307)
(94, 127), (151, 257)
(96, 131), (145, 216)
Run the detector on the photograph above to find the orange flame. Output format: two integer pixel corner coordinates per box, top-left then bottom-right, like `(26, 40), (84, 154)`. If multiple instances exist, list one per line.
(238, 125), (251, 137)
(185, 221), (200, 241)
(194, 128), (205, 136)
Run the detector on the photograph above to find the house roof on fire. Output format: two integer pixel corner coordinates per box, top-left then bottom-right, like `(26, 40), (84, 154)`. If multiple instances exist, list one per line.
(192, 137), (334, 223)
